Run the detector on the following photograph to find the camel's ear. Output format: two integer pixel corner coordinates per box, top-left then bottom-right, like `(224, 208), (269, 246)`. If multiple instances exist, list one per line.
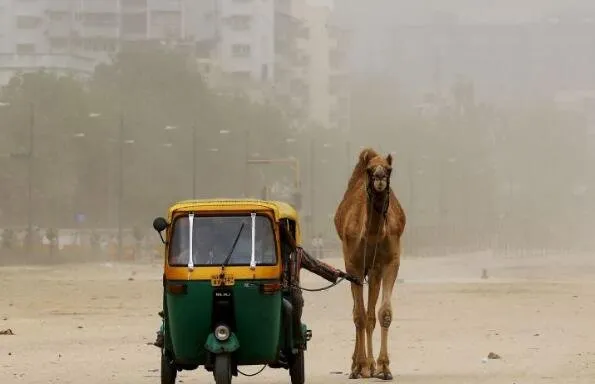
(359, 148), (374, 164)
(386, 153), (393, 166)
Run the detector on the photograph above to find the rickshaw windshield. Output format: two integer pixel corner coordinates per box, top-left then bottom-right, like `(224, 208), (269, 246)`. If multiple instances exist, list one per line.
(168, 213), (277, 267)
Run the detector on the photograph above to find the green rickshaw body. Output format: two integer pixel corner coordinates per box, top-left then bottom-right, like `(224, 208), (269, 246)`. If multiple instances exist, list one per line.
(164, 279), (283, 365)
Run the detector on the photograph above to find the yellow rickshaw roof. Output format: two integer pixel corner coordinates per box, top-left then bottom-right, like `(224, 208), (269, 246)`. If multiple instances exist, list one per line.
(167, 198), (299, 222)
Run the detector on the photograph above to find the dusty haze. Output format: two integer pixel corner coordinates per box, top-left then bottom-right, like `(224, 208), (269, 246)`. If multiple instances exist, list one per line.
(1, 0), (595, 383)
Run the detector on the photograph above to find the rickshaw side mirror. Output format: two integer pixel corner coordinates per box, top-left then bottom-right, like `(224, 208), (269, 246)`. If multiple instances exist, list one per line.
(152, 217), (169, 244)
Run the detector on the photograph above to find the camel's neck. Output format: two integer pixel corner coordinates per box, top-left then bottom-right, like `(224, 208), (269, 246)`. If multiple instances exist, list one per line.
(367, 190), (390, 217)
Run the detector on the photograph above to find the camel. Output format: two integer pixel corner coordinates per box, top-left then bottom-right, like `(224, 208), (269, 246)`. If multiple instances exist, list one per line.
(334, 148), (406, 380)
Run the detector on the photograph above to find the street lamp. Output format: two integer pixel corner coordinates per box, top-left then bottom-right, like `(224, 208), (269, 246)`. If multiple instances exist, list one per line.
(87, 112), (135, 259)
(162, 124), (198, 198)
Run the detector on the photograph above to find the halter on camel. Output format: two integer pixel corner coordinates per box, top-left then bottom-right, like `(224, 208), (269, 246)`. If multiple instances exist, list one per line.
(361, 166), (391, 284)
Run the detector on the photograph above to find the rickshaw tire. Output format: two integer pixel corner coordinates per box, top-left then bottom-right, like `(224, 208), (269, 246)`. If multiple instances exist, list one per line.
(289, 350), (305, 384)
(160, 352), (177, 384)
(214, 353), (233, 384)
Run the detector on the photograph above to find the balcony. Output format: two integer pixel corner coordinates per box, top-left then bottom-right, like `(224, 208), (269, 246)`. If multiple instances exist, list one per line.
(289, 77), (308, 101)
(46, 0), (76, 13)
(328, 73), (349, 96)
(147, 0), (182, 12)
(219, 0), (254, 18)
(275, 12), (308, 39)
(0, 53), (97, 74)
(45, 23), (75, 38)
(79, 25), (119, 39)
(121, 0), (148, 11)
(290, 50), (309, 67)
(329, 49), (348, 75)
(121, 12), (148, 39)
(149, 23), (182, 40)
(78, 0), (118, 14)
(275, 0), (291, 15)
(291, 66), (308, 81)
(330, 93), (350, 112)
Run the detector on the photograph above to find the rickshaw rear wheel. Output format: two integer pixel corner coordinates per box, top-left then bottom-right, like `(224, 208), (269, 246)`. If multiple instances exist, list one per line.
(289, 350), (305, 384)
(213, 353), (232, 384)
(161, 352), (177, 384)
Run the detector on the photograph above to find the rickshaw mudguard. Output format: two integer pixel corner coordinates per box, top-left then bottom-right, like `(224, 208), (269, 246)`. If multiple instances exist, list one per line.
(204, 332), (240, 354)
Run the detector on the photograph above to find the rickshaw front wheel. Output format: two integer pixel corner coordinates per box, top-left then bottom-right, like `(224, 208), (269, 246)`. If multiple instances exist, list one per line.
(213, 353), (232, 384)
(161, 352), (177, 384)
(289, 350), (305, 384)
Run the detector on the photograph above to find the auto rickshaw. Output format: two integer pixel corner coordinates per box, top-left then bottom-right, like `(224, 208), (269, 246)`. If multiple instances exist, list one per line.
(152, 199), (312, 384)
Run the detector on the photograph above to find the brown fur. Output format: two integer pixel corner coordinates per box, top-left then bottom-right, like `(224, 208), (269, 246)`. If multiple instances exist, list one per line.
(334, 147), (406, 380)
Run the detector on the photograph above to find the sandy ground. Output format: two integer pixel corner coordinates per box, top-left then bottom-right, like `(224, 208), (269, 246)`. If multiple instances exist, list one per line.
(1, 250), (595, 384)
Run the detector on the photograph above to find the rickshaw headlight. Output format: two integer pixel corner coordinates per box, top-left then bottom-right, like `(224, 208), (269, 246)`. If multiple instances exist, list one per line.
(214, 324), (230, 341)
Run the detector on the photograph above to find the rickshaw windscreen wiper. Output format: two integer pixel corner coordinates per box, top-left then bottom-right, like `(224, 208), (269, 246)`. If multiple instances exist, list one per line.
(221, 222), (245, 268)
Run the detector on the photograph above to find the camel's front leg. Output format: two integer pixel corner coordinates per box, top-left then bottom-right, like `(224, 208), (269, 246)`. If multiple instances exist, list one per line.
(376, 258), (400, 380)
(365, 268), (382, 376)
(349, 281), (370, 379)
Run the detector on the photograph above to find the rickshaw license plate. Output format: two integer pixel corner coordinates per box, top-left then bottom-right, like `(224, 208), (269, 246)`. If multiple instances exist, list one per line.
(211, 274), (235, 287)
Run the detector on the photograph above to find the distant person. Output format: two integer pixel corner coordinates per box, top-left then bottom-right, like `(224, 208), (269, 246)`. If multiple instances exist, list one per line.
(311, 233), (324, 259)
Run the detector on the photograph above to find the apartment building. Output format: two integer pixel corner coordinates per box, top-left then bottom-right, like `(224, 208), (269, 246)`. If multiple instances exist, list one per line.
(274, 0), (310, 125)
(282, 2), (350, 131)
(327, 21), (351, 132)
(193, 0), (351, 131)
(192, 0), (275, 87)
(0, 0), (186, 85)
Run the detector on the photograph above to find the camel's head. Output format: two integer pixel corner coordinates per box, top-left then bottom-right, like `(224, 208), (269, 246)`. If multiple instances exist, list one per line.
(362, 150), (393, 194)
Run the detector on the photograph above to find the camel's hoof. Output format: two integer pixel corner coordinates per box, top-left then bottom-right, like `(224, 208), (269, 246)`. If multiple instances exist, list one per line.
(349, 366), (372, 379)
(375, 372), (393, 381)
(367, 360), (377, 376)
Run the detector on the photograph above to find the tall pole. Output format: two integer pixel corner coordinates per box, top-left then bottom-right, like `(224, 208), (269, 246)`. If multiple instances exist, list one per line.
(243, 129), (250, 197)
(26, 102), (34, 254)
(192, 122), (197, 199)
(345, 139), (351, 178)
(309, 138), (315, 242)
(117, 114), (123, 260)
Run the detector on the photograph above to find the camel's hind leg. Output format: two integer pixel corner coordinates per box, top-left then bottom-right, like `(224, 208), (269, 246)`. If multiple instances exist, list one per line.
(365, 267), (383, 376)
(376, 257), (400, 380)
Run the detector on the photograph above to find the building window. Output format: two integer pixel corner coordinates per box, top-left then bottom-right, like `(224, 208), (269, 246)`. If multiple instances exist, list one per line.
(81, 12), (118, 27)
(48, 11), (70, 22)
(329, 50), (345, 69)
(227, 15), (252, 31)
(81, 38), (117, 52)
(121, 0), (147, 7)
(16, 44), (36, 54)
(231, 43), (251, 57)
(121, 13), (147, 34)
(50, 38), (68, 51)
(231, 71), (251, 81)
(16, 15), (42, 29)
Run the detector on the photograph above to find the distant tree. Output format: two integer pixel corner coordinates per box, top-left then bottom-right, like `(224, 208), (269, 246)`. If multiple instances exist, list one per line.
(0, 71), (95, 227)
(87, 46), (293, 222)
(0, 45), (298, 228)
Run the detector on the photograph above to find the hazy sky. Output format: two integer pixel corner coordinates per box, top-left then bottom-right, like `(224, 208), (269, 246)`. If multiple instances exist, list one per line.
(332, 0), (595, 73)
